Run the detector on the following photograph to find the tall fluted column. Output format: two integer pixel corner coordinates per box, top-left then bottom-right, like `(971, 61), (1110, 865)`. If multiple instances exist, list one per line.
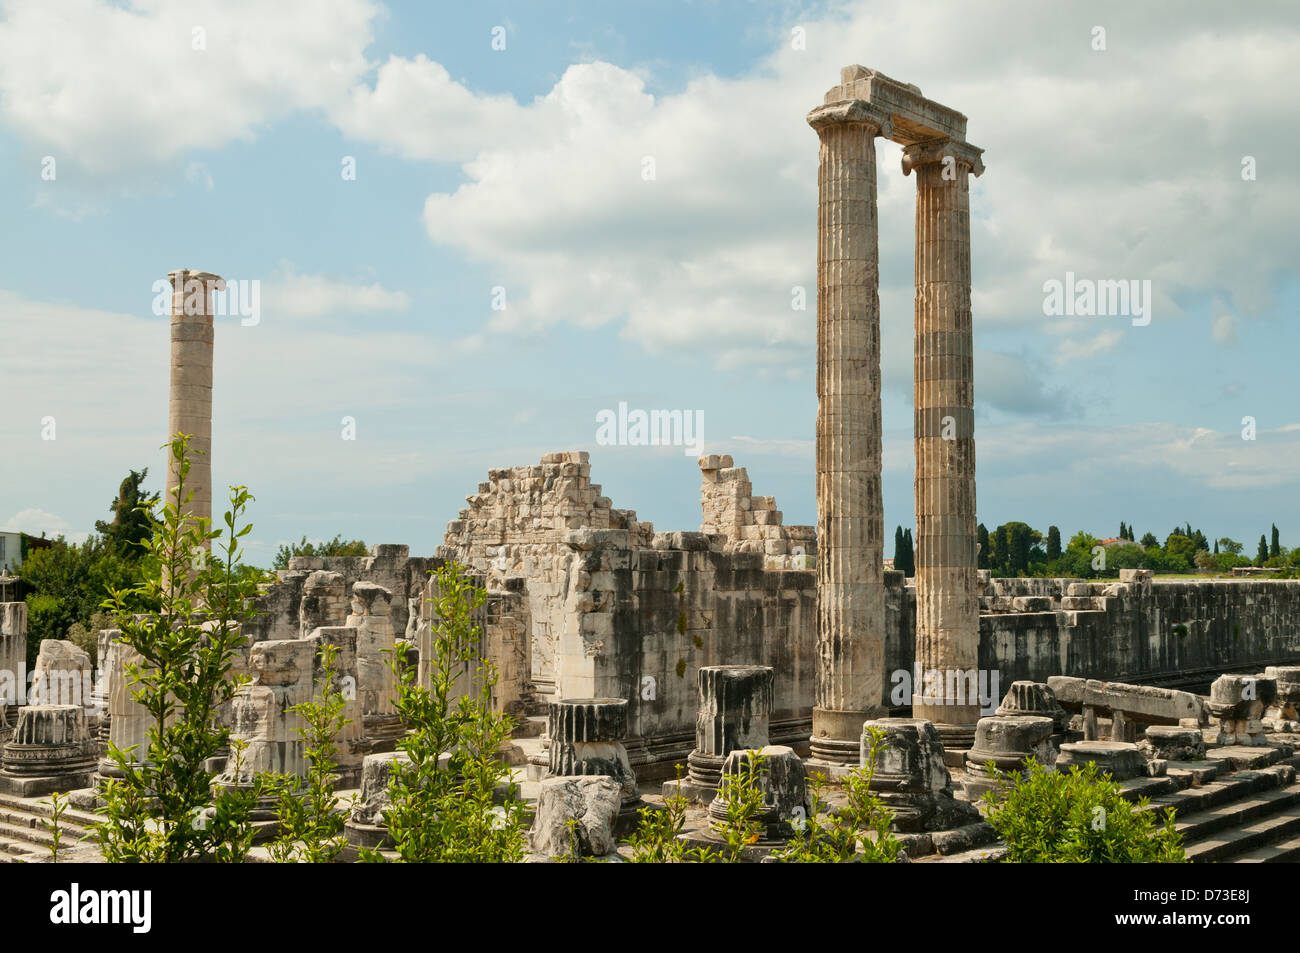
(806, 100), (893, 767)
(167, 269), (223, 536)
(902, 139), (984, 762)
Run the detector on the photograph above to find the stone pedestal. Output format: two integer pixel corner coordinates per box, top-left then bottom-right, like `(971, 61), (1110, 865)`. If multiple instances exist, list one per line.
(347, 582), (404, 752)
(1207, 674), (1273, 746)
(668, 665), (773, 803)
(1139, 726), (1206, 762)
(962, 715), (1056, 802)
(0, 705), (97, 796)
(299, 571), (349, 634)
(806, 96), (894, 770)
(546, 697), (641, 833)
(1263, 666), (1300, 732)
(707, 745), (810, 843)
(861, 717), (979, 832)
(344, 750), (411, 852)
(1056, 741), (1147, 781)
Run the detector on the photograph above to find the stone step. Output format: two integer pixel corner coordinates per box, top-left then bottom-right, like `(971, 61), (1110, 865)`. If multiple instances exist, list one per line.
(1231, 834), (1300, 862)
(914, 843), (1007, 863)
(1140, 767), (1293, 818)
(0, 792), (101, 830)
(1169, 786), (1300, 844)
(1116, 776), (1178, 803)
(0, 817), (57, 849)
(1185, 806), (1300, 863)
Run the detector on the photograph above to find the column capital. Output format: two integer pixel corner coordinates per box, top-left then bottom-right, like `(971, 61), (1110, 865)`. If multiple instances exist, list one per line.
(807, 99), (894, 139)
(167, 269), (225, 293)
(901, 138), (985, 178)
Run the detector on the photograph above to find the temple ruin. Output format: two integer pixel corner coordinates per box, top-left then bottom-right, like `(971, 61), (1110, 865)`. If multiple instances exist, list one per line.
(1, 66), (1299, 863)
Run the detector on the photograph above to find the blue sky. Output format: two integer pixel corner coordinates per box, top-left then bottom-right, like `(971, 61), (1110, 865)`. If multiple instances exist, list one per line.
(1, 0), (1297, 565)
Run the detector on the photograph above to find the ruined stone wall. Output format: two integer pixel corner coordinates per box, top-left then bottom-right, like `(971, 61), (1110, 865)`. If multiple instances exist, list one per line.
(697, 455), (816, 570)
(973, 572), (1300, 693)
(438, 451), (653, 704)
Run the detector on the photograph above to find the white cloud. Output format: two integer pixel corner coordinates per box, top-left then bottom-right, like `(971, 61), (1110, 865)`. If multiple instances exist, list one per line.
(258, 263), (411, 320)
(0, 0), (380, 173)
(1212, 311), (1239, 347)
(3, 508), (85, 543)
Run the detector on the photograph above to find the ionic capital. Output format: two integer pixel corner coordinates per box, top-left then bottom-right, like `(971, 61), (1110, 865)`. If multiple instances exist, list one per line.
(901, 138), (985, 178)
(807, 100), (894, 139)
(167, 269), (226, 294)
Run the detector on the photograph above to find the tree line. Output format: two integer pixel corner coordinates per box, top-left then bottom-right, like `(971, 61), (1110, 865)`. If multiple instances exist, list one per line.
(892, 520), (1299, 579)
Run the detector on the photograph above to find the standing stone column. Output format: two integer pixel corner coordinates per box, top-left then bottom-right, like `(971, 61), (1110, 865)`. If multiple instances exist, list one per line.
(901, 139), (984, 763)
(167, 269), (223, 536)
(806, 98), (894, 767)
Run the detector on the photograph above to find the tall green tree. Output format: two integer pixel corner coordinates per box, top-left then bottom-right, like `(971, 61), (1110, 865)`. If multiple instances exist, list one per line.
(898, 529), (915, 577)
(1046, 525), (1062, 562)
(95, 468), (159, 560)
(1257, 535), (1270, 565)
(977, 523), (991, 569)
(894, 526), (905, 572)
(1140, 532), (1158, 549)
(1271, 524), (1281, 559)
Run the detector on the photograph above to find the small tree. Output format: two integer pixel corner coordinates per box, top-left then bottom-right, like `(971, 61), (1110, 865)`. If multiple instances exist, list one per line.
(1257, 535), (1270, 566)
(362, 561), (527, 863)
(95, 435), (268, 863)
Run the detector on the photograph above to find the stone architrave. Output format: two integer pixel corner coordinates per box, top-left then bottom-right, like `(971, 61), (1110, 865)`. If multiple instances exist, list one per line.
(346, 582), (403, 751)
(806, 94), (895, 770)
(673, 665), (773, 801)
(166, 268), (223, 537)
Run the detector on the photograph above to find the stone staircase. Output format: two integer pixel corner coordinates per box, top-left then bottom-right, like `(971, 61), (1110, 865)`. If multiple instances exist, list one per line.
(923, 744), (1300, 863)
(0, 791), (101, 863)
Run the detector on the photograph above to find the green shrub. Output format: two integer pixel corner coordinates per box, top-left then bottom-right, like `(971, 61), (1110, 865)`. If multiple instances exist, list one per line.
(982, 758), (1185, 863)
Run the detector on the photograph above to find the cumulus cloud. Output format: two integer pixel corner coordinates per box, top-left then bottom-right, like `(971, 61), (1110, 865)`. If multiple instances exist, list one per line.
(0, 0), (380, 173)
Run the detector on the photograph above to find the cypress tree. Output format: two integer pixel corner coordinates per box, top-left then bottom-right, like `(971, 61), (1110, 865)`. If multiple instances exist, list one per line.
(1046, 525), (1062, 561)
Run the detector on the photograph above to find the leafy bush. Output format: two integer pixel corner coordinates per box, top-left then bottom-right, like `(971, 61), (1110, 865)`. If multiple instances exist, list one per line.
(981, 758), (1185, 863)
